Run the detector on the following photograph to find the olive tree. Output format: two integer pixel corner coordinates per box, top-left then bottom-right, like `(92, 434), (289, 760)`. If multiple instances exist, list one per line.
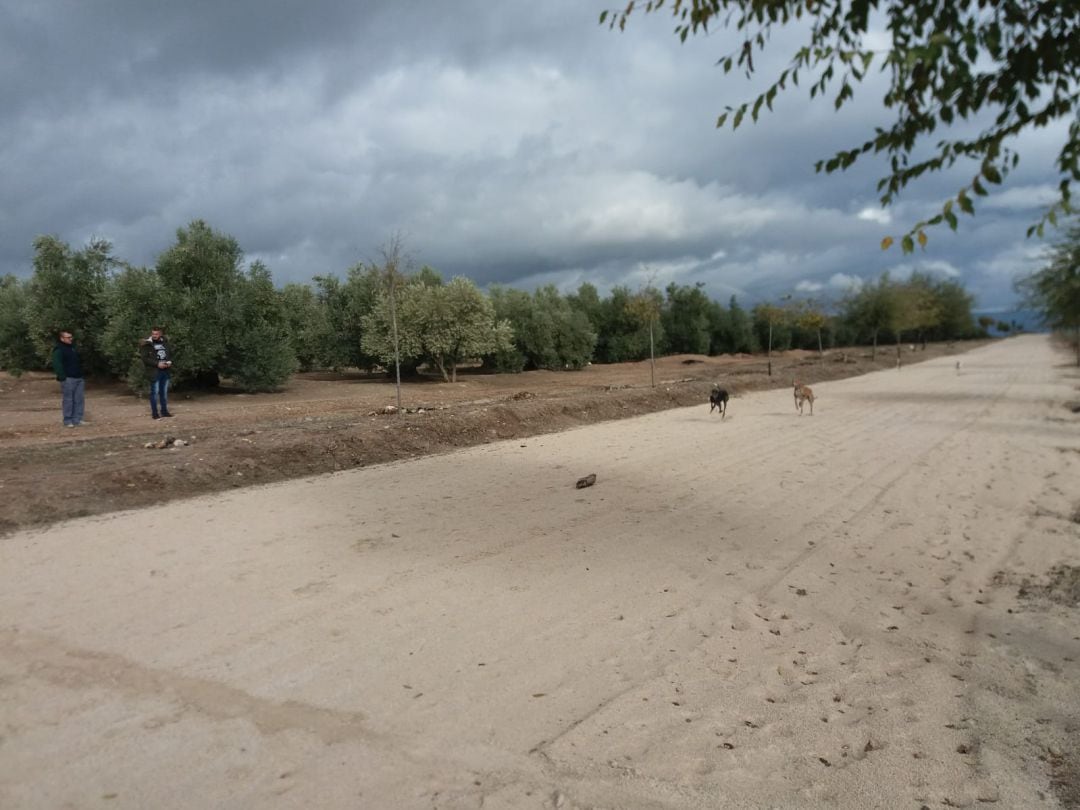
(99, 265), (168, 387)
(661, 282), (712, 355)
(23, 236), (114, 374)
(842, 274), (897, 358)
(281, 283), (335, 371)
(363, 276), (513, 382)
(1017, 218), (1080, 364)
(490, 284), (596, 371)
(218, 261), (297, 391)
(148, 220), (296, 391)
(0, 275), (36, 374)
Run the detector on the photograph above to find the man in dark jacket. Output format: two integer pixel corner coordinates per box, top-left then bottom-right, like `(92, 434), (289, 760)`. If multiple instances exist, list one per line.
(50, 329), (85, 427)
(140, 326), (174, 419)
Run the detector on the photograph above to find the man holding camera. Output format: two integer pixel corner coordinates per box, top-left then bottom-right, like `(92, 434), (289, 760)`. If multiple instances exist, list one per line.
(141, 326), (174, 419)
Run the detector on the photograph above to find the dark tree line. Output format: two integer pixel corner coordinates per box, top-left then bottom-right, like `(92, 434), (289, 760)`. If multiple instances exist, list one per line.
(1, 220), (994, 389)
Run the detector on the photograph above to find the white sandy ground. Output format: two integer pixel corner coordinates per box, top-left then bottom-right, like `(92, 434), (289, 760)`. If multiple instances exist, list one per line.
(2, 335), (1079, 810)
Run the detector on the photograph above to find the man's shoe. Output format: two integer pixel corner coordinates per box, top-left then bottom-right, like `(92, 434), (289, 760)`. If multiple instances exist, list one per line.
(160, 411), (174, 418)
(65, 423), (75, 428)
(152, 414), (161, 420)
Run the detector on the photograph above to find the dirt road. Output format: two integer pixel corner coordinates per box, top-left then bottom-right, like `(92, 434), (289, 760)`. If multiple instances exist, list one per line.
(2, 335), (1078, 809)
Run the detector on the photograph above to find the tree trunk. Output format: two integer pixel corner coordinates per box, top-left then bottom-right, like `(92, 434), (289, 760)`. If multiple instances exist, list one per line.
(451, 362), (457, 383)
(767, 320), (773, 377)
(649, 320), (656, 388)
(435, 358), (450, 383)
(190, 370), (220, 389)
(817, 329), (823, 357)
(389, 280), (402, 415)
(871, 330), (877, 360)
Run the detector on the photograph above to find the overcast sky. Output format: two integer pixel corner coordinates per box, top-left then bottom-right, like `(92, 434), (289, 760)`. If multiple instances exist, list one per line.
(2, 0), (1067, 312)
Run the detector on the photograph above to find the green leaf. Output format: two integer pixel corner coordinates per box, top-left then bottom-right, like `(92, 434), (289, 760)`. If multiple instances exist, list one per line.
(944, 210), (958, 230)
(901, 235), (915, 253)
(834, 83), (849, 109)
(957, 191), (974, 215)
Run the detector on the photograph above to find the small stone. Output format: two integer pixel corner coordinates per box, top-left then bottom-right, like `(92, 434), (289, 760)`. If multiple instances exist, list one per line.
(575, 473), (597, 489)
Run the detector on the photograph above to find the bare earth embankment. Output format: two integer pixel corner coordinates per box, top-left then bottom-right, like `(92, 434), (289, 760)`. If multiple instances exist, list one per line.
(0, 341), (981, 536)
(1, 334), (1079, 809)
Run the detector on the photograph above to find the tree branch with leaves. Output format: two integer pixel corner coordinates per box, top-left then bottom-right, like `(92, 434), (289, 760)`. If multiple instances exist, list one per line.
(603, 0), (1079, 249)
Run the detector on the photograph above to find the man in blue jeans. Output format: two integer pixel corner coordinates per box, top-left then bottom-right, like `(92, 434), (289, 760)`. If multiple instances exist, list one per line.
(51, 329), (86, 427)
(140, 326), (174, 419)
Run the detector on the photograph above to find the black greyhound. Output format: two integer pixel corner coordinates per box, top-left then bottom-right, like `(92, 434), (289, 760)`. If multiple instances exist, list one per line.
(709, 385), (729, 419)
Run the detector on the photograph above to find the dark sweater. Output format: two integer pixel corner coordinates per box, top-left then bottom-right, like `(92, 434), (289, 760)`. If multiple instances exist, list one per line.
(51, 342), (83, 381)
(141, 336), (172, 374)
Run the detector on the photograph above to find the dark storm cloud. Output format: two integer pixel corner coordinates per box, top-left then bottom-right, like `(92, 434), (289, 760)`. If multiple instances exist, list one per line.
(0, 0), (1063, 313)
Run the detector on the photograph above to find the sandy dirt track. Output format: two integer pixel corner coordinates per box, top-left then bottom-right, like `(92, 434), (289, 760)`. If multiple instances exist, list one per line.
(2, 335), (1079, 809)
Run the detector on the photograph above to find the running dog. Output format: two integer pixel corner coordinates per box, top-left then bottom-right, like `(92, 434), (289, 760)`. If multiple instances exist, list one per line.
(709, 385), (729, 419)
(793, 380), (814, 416)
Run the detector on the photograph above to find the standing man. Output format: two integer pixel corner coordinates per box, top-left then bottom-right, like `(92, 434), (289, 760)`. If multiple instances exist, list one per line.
(141, 326), (174, 419)
(51, 329), (86, 428)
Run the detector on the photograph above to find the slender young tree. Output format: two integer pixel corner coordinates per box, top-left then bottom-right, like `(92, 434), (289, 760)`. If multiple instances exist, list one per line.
(757, 295), (792, 375)
(794, 300), (829, 357)
(628, 274), (663, 387)
(381, 239), (409, 411)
